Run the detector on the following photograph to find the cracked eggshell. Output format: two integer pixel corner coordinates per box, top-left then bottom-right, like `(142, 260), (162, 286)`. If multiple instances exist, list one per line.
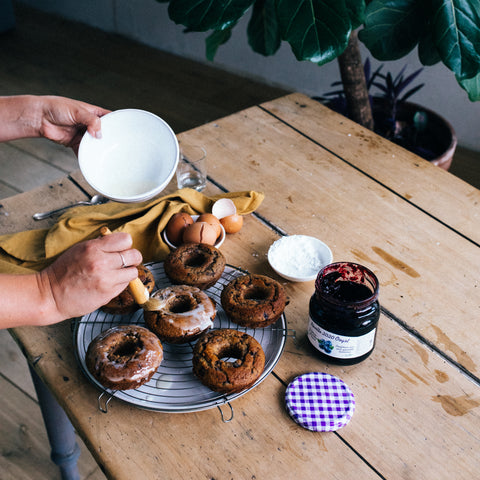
(197, 213), (222, 238)
(165, 212), (194, 246)
(212, 198), (236, 219)
(212, 198), (243, 234)
(163, 215), (225, 249)
(182, 221), (218, 245)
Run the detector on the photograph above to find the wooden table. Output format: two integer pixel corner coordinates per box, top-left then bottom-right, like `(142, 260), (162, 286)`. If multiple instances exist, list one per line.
(3, 93), (480, 479)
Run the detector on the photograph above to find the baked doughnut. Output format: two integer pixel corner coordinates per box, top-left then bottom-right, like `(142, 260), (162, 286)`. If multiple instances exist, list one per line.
(164, 243), (226, 290)
(85, 325), (163, 390)
(192, 329), (265, 393)
(144, 285), (216, 344)
(101, 265), (155, 314)
(221, 274), (287, 328)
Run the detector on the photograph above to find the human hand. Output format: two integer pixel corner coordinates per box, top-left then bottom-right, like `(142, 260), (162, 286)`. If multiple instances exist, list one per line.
(38, 232), (142, 323)
(37, 95), (110, 154)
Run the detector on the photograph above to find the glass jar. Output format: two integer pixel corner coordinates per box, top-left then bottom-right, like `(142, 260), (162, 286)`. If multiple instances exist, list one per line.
(308, 262), (380, 365)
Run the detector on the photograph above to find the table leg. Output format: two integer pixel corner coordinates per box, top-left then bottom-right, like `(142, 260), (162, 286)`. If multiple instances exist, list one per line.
(29, 365), (81, 480)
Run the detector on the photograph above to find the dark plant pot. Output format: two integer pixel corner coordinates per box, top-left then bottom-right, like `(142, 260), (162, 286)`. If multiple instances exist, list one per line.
(371, 97), (457, 171)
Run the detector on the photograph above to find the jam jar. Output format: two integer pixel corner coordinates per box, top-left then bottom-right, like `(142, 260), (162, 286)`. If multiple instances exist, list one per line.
(308, 262), (380, 365)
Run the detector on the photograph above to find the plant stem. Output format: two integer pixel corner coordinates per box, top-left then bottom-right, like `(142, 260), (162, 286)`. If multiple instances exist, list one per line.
(338, 30), (374, 130)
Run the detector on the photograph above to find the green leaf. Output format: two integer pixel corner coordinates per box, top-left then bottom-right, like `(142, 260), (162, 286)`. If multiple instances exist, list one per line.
(459, 72), (480, 101)
(276, 0), (352, 65)
(430, 0), (480, 80)
(345, 0), (366, 29)
(358, 0), (428, 60)
(413, 110), (428, 132)
(418, 30), (442, 66)
(206, 28), (233, 61)
(168, 0), (254, 32)
(247, 0), (281, 56)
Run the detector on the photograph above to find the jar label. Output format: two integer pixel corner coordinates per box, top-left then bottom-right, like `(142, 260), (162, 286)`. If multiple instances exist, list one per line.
(308, 317), (376, 359)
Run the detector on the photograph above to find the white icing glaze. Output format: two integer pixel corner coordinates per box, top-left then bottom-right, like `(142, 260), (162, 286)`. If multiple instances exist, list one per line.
(91, 326), (163, 385)
(150, 286), (215, 334)
(100, 349), (162, 383)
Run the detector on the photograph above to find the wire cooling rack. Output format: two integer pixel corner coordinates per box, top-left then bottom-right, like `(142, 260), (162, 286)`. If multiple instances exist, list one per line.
(73, 263), (287, 414)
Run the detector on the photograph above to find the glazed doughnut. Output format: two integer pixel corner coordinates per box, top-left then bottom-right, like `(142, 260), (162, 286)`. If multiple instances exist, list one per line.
(164, 243), (226, 290)
(221, 274), (287, 328)
(85, 325), (163, 390)
(144, 285), (216, 344)
(101, 265), (155, 314)
(192, 329), (265, 393)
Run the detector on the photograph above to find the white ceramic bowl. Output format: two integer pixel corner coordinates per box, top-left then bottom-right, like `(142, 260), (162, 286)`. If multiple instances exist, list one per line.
(268, 235), (333, 282)
(78, 109), (179, 202)
(162, 215), (226, 249)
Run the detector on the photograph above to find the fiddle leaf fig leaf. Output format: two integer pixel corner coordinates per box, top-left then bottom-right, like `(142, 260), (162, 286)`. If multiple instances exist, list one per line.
(276, 0), (352, 65)
(359, 0), (428, 60)
(162, 0), (480, 102)
(459, 72), (480, 101)
(413, 111), (428, 132)
(345, 0), (366, 29)
(247, 0), (281, 56)
(418, 30), (442, 66)
(168, 0), (254, 32)
(430, 0), (480, 81)
(206, 28), (233, 61)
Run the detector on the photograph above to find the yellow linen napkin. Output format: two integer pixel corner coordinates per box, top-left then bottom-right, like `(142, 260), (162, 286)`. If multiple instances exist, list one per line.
(0, 188), (264, 274)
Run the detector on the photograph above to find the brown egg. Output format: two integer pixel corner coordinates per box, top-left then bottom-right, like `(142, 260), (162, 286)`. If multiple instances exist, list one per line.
(183, 222), (218, 245)
(166, 212), (194, 246)
(197, 213), (222, 237)
(220, 213), (243, 234)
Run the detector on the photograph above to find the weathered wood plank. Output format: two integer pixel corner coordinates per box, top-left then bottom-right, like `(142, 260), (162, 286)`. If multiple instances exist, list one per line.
(21, 321), (379, 480)
(8, 196), (480, 479)
(5, 95), (480, 480)
(261, 93), (480, 244)
(0, 181), (19, 199)
(0, 143), (66, 193)
(0, 329), (37, 399)
(0, 374), (61, 480)
(277, 310), (480, 479)
(0, 5), (288, 134)
(1, 6), (479, 480)
(0, 178), (92, 235)
(175, 103), (480, 378)
(0, 374), (105, 480)
(9, 138), (78, 173)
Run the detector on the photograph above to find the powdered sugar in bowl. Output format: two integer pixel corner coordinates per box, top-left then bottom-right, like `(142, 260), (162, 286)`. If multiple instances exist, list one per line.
(268, 235), (333, 282)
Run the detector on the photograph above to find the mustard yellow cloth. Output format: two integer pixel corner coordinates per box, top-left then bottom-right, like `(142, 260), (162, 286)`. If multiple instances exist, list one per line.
(0, 188), (264, 275)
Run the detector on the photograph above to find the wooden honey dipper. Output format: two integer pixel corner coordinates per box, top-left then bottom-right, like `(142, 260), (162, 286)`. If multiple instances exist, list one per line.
(100, 226), (161, 310)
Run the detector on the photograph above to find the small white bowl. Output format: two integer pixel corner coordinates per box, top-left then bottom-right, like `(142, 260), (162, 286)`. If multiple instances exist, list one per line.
(268, 235), (333, 282)
(78, 109), (179, 202)
(162, 215), (226, 249)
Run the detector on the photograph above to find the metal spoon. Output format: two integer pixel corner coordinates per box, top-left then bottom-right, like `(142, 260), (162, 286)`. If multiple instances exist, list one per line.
(33, 194), (108, 220)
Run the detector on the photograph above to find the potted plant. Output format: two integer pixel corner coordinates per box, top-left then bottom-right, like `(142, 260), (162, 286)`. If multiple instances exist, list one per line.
(158, 0), (479, 166)
(318, 59), (457, 170)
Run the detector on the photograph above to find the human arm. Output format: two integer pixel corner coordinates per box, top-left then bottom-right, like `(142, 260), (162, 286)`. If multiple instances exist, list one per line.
(0, 233), (142, 329)
(0, 95), (110, 152)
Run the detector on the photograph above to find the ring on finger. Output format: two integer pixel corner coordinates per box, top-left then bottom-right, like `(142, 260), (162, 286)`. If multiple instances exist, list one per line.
(119, 252), (127, 268)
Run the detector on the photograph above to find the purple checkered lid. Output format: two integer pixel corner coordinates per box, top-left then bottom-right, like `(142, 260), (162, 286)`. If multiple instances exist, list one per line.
(285, 372), (355, 432)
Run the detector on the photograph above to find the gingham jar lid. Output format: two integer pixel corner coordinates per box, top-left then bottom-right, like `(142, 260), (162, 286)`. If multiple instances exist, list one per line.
(285, 372), (355, 432)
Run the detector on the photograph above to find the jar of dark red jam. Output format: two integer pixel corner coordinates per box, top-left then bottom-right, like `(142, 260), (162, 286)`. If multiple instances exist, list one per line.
(308, 262), (380, 365)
